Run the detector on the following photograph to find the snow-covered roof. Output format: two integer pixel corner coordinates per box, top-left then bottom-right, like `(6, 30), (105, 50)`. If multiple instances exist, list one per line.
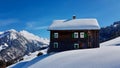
(48, 18), (100, 30)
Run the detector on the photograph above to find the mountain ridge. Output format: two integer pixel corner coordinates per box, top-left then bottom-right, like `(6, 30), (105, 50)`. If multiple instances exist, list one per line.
(0, 29), (49, 62)
(100, 21), (120, 42)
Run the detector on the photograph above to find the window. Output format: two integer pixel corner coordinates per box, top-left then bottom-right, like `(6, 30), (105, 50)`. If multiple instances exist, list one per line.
(80, 32), (84, 38)
(74, 32), (78, 38)
(54, 33), (58, 38)
(74, 43), (79, 49)
(53, 42), (58, 48)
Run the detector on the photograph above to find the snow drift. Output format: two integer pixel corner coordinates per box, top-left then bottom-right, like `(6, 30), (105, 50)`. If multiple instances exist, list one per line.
(23, 46), (120, 68)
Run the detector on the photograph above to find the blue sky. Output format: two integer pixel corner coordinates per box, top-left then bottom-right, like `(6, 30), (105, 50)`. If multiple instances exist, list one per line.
(0, 0), (120, 38)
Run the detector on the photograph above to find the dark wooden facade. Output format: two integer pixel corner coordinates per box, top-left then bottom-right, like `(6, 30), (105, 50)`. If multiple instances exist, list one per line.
(48, 30), (99, 53)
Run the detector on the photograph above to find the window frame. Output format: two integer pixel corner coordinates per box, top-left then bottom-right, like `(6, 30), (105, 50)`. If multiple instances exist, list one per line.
(74, 32), (79, 38)
(74, 43), (79, 49)
(80, 32), (84, 38)
(53, 42), (58, 48)
(54, 33), (58, 38)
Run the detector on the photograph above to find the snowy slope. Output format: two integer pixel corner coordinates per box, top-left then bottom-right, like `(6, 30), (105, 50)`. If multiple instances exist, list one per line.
(21, 46), (120, 68)
(8, 49), (48, 68)
(100, 36), (120, 46)
(9, 37), (120, 68)
(20, 30), (49, 45)
(23, 48), (48, 61)
(0, 29), (16, 51)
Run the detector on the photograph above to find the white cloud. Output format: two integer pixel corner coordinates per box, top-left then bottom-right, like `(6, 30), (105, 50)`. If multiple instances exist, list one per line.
(26, 22), (34, 28)
(26, 22), (48, 30)
(34, 26), (48, 30)
(0, 19), (18, 26)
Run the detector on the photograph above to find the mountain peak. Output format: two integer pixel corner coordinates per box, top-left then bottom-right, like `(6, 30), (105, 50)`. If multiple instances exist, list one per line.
(20, 30), (49, 44)
(0, 29), (49, 44)
(8, 29), (17, 32)
(20, 30), (40, 40)
(6, 29), (17, 33)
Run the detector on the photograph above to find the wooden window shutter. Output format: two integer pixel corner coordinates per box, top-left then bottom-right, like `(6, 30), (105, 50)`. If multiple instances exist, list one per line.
(72, 33), (74, 38)
(84, 33), (88, 38)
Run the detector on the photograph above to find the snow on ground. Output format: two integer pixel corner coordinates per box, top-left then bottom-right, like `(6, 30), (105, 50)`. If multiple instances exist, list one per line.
(23, 48), (48, 61)
(22, 46), (120, 68)
(9, 47), (120, 68)
(8, 37), (120, 68)
(7, 49), (48, 68)
(100, 36), (120, 46)
(23, 51), (39, 62)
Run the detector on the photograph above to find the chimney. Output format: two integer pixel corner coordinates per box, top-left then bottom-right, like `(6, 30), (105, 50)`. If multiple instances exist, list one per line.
(72, 15), (76, 19)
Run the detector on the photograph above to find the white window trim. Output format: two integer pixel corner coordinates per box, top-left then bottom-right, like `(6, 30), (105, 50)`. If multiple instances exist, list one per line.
(53, 42), (58, 48)
(74, 32), (78, 38)
(80, 32), (84, 38)
(74, 43), (79, 49)
(54, 33), (58, 38)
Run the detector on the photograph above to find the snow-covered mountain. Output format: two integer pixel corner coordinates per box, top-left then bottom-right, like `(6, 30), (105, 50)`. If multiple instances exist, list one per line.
(100, 21), (120, 42)
(0, 29), (49, 62)
(8, 36), (120, 68)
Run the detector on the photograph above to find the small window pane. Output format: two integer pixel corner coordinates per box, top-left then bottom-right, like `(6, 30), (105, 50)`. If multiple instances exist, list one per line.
(54, 42), (58, 48)
(80, 32), (84, 38)
(74, 43), (79, 49)
(54, 33), (58, 38)
(74, 32), (78, 38)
